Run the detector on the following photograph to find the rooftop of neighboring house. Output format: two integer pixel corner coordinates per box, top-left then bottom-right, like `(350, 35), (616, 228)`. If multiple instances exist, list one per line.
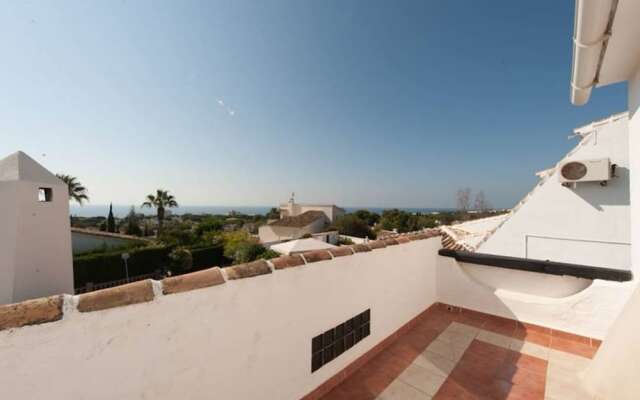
(270, 238), (338, 255)
(280, 202), (346, 211)
(268, 210), (328, 228)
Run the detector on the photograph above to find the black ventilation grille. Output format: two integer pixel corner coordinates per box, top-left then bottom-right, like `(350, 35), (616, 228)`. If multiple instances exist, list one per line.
(311, 309), (370, 372)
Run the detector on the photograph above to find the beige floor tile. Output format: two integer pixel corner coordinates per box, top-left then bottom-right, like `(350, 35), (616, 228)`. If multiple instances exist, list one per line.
(438, 329), (476, 349)
(377, 379), (433, 400)
(424, 338), (466, 363)
(545, 374), (594, 400)
(398, 363), (447, 396)
(476, 329), (511, 349)
(446, 322), (480, 337)
(510, 338), (550, 360)
(412, 349), (456, 377)
(546, 362), (584, 385)
(548, 349), (590, 371)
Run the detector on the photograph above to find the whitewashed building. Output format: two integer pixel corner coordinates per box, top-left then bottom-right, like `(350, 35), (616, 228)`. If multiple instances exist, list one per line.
(0, 151), (73, 304)
(279, 194), (345, 223)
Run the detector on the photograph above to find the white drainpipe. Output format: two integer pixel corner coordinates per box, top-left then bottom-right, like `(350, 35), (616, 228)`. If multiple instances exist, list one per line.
(570, 0), (617, 106)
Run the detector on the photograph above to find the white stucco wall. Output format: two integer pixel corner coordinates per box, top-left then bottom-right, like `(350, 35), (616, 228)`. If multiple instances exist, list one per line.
(435, 115), (634, 339)
(480, 114), (630, 270)
(0, 238), (440, 400)
(71, 231), (138, 255)
(0, 177), (73, 304)
(583, 58), (640, 400)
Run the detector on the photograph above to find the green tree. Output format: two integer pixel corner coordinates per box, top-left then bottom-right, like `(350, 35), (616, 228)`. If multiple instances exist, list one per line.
(159, 223), (197, 247)
(195, 216), (224, 236)
(123, 206), (142, 236)
(107, 203), (116, 233)
(56, 174), (89, 205)
(266, 207), (280, 219)
(141, 189), (178, 235)
(333, 215), (376, 239)
(353, 209), (380, 226)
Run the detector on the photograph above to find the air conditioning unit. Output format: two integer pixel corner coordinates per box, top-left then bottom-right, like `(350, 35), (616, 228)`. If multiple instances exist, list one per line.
(558, 158), (611, 184)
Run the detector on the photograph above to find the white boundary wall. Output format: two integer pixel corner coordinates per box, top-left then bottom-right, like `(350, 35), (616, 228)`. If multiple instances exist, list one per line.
(0, 238), (440, 400)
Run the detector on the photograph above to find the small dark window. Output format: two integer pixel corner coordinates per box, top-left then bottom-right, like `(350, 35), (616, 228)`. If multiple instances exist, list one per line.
(311, 309), (371, 372)
(38, 187), (53, 202)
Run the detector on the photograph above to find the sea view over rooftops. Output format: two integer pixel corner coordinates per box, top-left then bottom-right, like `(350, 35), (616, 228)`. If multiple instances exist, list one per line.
(70, 204), (457, 218)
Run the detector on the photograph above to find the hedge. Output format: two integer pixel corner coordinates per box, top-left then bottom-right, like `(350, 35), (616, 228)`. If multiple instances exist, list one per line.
(73, 244), (226, 288)
(190, 245), (228, 270)
(73, 245), (172, 288)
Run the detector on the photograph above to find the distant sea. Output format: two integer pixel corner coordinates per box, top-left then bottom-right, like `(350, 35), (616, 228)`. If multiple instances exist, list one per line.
(69, 205), (455, 218)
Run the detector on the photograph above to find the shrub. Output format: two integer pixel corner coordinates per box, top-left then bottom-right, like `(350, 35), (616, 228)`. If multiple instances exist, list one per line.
(258, 249), (280, 260)
(169, 247), (193, 274)
(233, 242), (268, 264)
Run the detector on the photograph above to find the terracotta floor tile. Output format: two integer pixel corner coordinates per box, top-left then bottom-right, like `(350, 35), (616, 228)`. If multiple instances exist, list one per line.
(512, 328), (550, 347)
(368, 351), (412, 379)
(482, 318), (517, 337)
(412, 324), (444, 342)
(322, 380), (376, 400)
(434, 378), (487, 400)
(453, 312), (487, 329)
(551, 330), (591, 345)
(515, 321), (551, 335)
(506, 351), (548, 375)
(549, 337), (598, 359)
(465, 340), (510, 360)
(495, 364), (545, 387)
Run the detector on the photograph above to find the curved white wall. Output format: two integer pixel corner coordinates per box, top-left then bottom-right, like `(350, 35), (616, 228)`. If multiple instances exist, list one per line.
(436, 256), (634, 339)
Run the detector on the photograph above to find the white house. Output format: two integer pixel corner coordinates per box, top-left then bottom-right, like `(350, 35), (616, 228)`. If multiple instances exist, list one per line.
(279, 194), (345, 223)
(258, 210), (336, 245)
(0, 151), (73, 304)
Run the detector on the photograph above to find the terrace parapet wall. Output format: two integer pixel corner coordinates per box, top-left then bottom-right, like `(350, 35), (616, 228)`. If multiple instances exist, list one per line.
(0, 228), (442, 332)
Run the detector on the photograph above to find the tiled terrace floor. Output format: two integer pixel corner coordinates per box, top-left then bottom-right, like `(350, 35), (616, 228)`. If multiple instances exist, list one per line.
(320, 305), (600, 400)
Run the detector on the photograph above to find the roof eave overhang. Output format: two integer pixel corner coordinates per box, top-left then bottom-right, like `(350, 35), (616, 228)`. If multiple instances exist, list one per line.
(570, 0), (618, 106)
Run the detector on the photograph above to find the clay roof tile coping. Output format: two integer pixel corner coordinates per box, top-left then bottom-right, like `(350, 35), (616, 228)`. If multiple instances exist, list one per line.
(162, 267), (225, 295)
(0, 295), (63, 331)
(271, 254), (306, 270)
(349, 243), (372, 253)
(77, 280), (155, 313)
(302, 250), (333, 263)
(225, 260), (272, 280)
(367, 240), (387, 250)
(328, 247), (354, 257)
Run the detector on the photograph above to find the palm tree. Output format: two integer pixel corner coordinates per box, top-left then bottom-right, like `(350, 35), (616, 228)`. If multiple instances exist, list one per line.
(56, 174), (89, 205)
(141, 189), (178, 235)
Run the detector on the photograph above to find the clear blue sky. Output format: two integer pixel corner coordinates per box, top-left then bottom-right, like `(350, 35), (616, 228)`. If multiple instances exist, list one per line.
(0, 1), (627, 209)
